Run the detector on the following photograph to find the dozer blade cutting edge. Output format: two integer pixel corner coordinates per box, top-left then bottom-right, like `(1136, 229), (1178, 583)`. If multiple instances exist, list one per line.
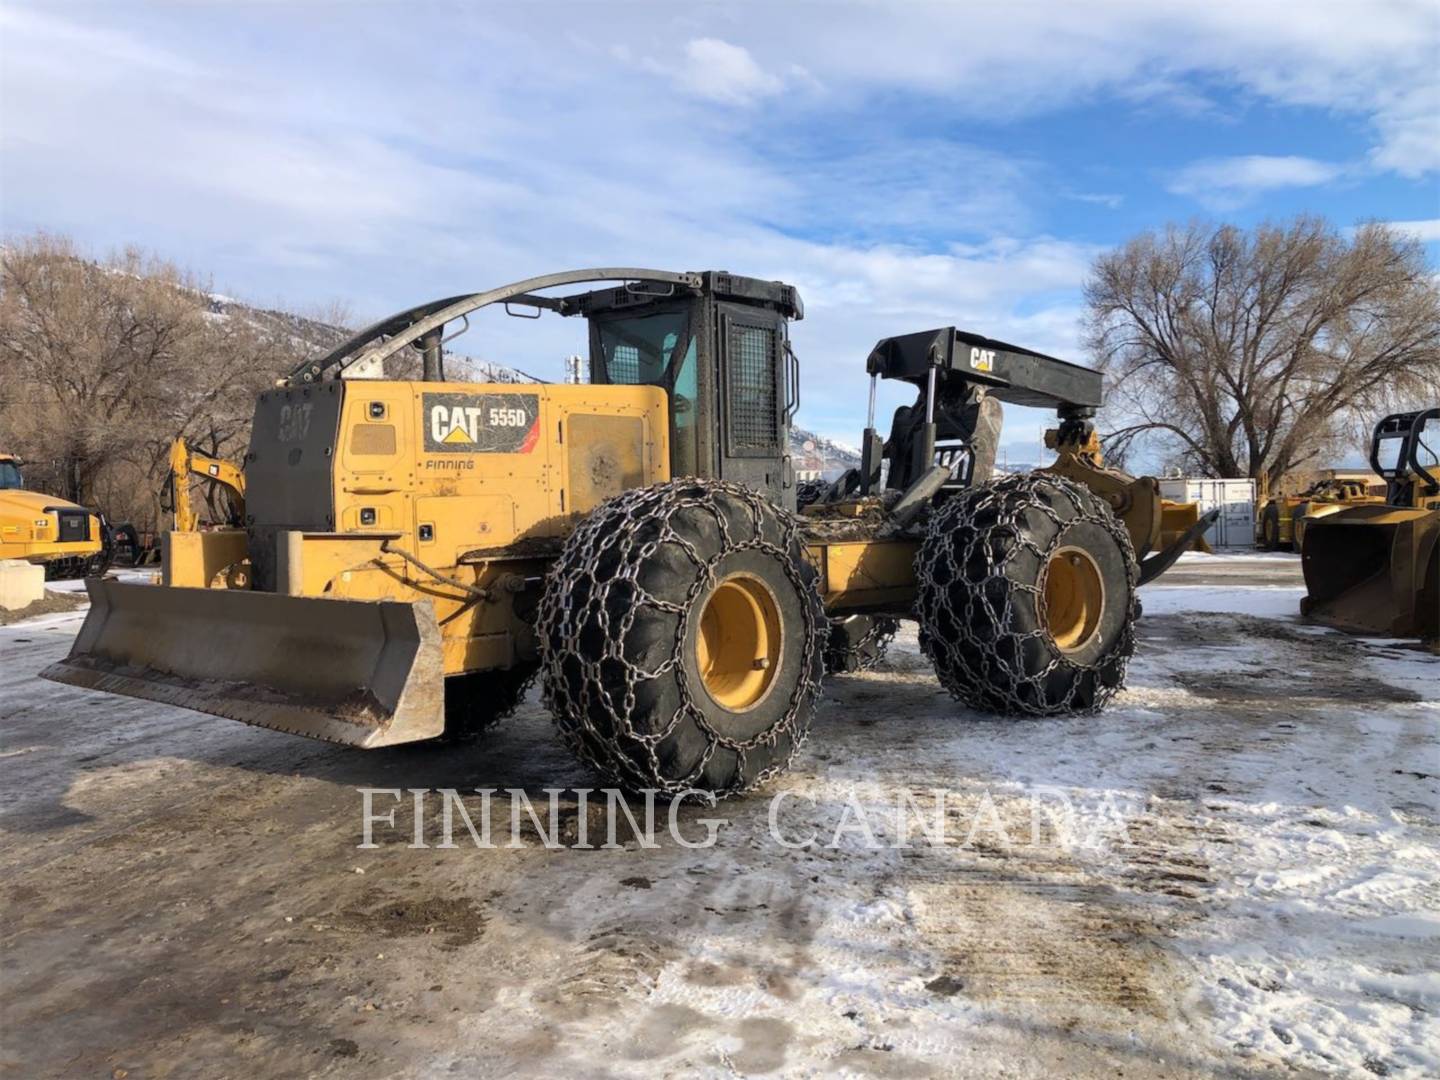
(1301, 505), (1440, 644)
(40, 579), (446, 747)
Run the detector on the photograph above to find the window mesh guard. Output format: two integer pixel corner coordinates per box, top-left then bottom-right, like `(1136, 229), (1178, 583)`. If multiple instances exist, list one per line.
(727, 324), (779, 454)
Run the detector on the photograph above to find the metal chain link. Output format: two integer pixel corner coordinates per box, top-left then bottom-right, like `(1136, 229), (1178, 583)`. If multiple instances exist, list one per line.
(795, 477), (828, 509)
(442, 664), (539, 742)
(914, 473), (1137, 715)
(825, 615), (900, 674)
(537, 478), (826, 795)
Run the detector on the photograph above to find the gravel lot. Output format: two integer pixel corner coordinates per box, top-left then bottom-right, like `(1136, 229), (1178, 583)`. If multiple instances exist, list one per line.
(2, 554), (1437, 1078)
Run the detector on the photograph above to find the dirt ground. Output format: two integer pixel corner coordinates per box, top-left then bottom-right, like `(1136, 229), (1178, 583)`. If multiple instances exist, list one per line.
(0, 589), (86, 627)
(2, 555), (1437, 1078)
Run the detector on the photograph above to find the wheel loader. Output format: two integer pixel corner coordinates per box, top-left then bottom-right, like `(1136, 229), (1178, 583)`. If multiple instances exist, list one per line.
(1301, 408), (1439, 648)
(43, 269), (1212, 795)
(1257, 476), (1385, 552)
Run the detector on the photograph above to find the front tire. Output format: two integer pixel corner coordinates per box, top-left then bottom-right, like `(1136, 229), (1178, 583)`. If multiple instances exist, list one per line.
(915, 474), (1137, 716)
(538, 479), (826, 796)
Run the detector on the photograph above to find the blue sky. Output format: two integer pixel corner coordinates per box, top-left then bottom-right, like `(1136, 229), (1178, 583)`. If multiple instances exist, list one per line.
(2, 1), (1436, 459)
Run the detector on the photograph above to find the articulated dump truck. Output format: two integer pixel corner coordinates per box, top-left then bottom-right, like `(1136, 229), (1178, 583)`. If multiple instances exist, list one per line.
(44, 269), (1213, 796)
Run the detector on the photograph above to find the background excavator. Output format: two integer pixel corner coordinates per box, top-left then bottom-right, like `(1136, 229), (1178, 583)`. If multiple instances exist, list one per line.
(161, 437), (246, 533)
(1301, 408), (1439, 648)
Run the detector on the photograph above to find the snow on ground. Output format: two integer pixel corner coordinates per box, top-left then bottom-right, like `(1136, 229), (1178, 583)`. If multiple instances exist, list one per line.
(1, 553), (1437, 1077)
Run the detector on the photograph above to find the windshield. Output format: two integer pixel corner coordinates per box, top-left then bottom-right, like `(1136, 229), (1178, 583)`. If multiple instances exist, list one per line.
(595, 312), (690, 385)
(0, 462), (21, 490)
(1416, 416), (1439, 471)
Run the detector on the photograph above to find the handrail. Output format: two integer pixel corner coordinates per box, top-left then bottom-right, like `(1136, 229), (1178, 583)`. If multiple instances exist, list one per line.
(283, 268), (702, 385)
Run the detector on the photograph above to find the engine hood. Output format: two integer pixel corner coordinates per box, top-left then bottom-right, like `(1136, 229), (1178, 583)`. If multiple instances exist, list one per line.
(0, 488), (90, 516)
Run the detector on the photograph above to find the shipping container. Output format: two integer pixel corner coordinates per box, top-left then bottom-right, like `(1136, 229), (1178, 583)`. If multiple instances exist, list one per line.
(1159, 478), (1257, 548)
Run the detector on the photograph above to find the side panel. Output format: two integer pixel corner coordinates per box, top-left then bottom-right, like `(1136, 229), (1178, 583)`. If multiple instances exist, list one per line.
(807, 538), (921, 613)
(246, 382), (344, 530)
(566, 414), (649, 518)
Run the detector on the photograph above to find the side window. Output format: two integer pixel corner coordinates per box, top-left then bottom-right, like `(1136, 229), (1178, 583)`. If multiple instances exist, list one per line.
(671, 336), (699, 476)
(727, 322), (780, 454)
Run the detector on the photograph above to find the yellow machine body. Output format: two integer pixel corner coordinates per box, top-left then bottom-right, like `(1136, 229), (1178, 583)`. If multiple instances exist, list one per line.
(0, 454), (105, 566)
(47, 380), (671, 746)
(1259, 478), (1385, 550)
(1301, 409), (1440, 647)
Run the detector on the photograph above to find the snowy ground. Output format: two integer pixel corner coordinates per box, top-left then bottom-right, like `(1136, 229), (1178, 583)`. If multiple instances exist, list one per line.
(2, 554), (1437, 1077)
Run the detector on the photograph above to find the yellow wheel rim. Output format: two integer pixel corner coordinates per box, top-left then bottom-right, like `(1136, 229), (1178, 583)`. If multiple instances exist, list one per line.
(696, 573), (782, 711)
(1042, 546), (1105, 652)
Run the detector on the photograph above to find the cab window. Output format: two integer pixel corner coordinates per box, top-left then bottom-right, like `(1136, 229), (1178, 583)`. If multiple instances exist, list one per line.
(594, 311), (698, 476)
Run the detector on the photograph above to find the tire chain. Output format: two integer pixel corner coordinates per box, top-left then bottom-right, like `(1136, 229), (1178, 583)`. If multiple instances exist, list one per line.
(914, 473), (1137, 716)
(795, 478), (828, 509)
(537, 477), (827, 796)
(441, 665), (539, 743)
(825, 615), (900, 674)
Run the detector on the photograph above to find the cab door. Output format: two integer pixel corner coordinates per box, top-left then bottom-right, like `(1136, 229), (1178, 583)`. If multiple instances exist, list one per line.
(715, 302), (790, 505)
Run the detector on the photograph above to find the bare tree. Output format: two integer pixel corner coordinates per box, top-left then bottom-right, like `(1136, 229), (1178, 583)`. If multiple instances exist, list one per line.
(1085, 216), (1440, 486)
(0, 233), (330, 531)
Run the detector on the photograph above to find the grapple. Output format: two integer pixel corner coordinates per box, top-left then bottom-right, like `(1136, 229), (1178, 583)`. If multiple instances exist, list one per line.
(41, 578), (446, 746)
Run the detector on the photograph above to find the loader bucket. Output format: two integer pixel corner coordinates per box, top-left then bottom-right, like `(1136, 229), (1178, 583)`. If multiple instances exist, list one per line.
(1300, 505), (1440, 643)
(41, 579), (446, 746)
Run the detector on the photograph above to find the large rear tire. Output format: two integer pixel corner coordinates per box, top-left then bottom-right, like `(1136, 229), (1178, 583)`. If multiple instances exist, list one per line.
(915, 474), (1137, 715)
(538, 478), (826, 796)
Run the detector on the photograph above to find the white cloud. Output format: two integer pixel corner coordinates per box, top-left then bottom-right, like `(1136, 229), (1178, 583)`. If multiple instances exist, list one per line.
(1166, 155), (1345, 209)
(671, 38), (783, 106)
(1371, 219), (1440, 243)
(1, 2), (1433, 446)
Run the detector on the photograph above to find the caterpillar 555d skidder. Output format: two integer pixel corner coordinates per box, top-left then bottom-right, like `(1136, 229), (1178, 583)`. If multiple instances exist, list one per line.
(44, 269), (1209, 795)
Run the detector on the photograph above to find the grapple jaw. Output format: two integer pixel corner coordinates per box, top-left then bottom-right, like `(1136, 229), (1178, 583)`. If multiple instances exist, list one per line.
(41, 579), (446, 747)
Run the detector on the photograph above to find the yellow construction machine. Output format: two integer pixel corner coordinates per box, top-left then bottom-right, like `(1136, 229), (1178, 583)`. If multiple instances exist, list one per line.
(1301, 408), (1439, 646)
(161, 437), (246, 534)
(0, 453), (107, 576)
(43, 269), (1211, 795)
(1257, 476), (1385, 552)
(157, 438), (249, 585)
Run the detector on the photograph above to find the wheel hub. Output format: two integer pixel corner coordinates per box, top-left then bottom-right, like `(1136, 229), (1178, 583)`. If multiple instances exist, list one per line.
(696, 573), (782, 710)
(1042, 546), (1105, 652)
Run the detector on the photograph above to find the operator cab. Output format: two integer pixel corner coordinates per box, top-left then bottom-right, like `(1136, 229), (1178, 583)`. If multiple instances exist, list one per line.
(286, 269), (804, 508)
(578, 273), (803, 506)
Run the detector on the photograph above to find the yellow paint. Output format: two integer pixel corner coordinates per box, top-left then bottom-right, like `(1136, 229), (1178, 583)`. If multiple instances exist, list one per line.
(1043, 546), (1104, 651)
(163, 530), (249, 588)
(806, 538), (921, 611)
(0, 454), (104, 565)
(697, 573), (781, 710)
(172, 382), (670, 679)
